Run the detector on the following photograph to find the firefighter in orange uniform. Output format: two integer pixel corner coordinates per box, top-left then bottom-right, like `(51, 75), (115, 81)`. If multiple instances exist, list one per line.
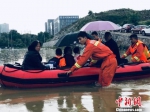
(121, 34), (150, 62)
(67, 31), (117, 87)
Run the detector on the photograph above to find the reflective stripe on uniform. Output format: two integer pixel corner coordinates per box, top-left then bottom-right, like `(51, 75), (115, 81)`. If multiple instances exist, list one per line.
(94, 41), (99, 46)
(75, 62), (81, 68)
(123, 53), (127, 57)
(91, 59), (97, 63)
(133, 56), (140, 61)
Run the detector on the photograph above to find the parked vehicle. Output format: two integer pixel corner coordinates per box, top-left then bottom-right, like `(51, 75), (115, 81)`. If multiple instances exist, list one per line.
(114, 24), (122, 32)
(117, 24), (122, 29)
(120, 24), (134, 33)
(131, 25), (147, 34)
(141, 26), (150, 36)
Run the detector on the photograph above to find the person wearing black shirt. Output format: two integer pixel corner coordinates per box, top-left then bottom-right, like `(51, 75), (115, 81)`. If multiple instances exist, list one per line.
(64, 46), (75, 67)
(22, 40), (49, 70)
(104, 32), (121, 65)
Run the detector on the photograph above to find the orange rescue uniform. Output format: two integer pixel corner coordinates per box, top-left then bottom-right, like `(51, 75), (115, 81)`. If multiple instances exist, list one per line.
(70, 39), (117, 86)
(122, 40), (150, 62)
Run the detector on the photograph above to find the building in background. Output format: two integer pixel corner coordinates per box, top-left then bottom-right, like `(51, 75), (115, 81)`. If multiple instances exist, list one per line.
(0, 23), (9, 33)
(45, 15), (79, 35)
(45, 19), (54, 36)
(47, 19), (54, 36)
(54, 15), (79, 35)
(45, 22), (47, 32)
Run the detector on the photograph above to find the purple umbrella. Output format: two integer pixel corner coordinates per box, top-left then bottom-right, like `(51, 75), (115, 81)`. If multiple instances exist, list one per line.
(80, 21), (120, 31)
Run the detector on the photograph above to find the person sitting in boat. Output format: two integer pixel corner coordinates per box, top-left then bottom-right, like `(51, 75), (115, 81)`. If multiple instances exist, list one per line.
(46, 48), (66, 69)
(91, 31), (104, 43)
(67, 31), (117, 87)
(104, 32), (123, 65)
(121, 34), (150, 62)
(104, 32), (128, 65)
(73, 46), (81, 61)
(22, 40), (49, 70)
(64, 46), (75, 67)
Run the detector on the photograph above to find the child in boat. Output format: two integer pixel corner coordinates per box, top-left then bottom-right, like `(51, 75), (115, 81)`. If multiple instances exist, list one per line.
(63, 46), (75, 67)
(46, 48), (66, 69)
(73, 46), (81, 61)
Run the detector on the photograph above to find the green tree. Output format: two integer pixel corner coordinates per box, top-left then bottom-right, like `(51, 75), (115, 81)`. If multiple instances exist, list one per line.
(37, 32), (52, 44)
(13, 39), (24, 48)
(145, 20), (150, 25)
(37, 32), (44, 43)
(88, 10), (93, 16)
(0, 33), (9, 48)
(0, 30), (54, 48)
(9, 30), (22, 48)
(9, 30), (21, 41)
(22, 34), (33, 47)
(129, 13), (140, 25)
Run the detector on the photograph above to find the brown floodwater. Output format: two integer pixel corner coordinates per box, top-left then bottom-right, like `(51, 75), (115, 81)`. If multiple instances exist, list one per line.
(0, 49), (150, 112)
(0, 79), (150, 112)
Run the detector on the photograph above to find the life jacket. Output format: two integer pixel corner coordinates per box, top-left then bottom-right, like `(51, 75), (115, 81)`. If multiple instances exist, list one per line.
(144, 45), (150, 62)
(129, 40), (150, 62)
(48, 56), (66, 68)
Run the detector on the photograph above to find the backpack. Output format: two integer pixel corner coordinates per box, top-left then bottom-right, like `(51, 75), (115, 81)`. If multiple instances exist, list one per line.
(48, 57), (63, 68)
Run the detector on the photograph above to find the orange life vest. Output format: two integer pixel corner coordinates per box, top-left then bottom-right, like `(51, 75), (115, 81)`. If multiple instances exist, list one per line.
(55, 56), (66, 67)
(129, 40), (150, 62)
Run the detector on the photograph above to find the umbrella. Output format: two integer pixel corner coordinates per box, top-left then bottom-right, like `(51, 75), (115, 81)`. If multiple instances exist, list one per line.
(80, 21), (120, 31)
(54, 32), (93, 47)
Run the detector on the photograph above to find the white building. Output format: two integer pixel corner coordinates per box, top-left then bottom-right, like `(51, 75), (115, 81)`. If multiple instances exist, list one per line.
(45, 16), (79, 35)
(54, 15), (79, 35)
(0, 23), (9, 33)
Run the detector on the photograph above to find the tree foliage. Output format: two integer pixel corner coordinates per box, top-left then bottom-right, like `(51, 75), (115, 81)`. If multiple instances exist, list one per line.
(129, 13), (140, 25)
(93, 9), (142, 26)
(145, 20), (150, 25)
(88, 10), (93, 16)
(0, 30), (53, 48)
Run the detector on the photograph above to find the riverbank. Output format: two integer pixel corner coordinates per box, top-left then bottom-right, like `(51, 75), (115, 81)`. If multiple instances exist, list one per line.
(43, 32), (150, 49)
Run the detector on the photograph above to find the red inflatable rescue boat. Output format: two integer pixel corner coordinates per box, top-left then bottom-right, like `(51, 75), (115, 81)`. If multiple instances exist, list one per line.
(0, 63), (150, 88)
